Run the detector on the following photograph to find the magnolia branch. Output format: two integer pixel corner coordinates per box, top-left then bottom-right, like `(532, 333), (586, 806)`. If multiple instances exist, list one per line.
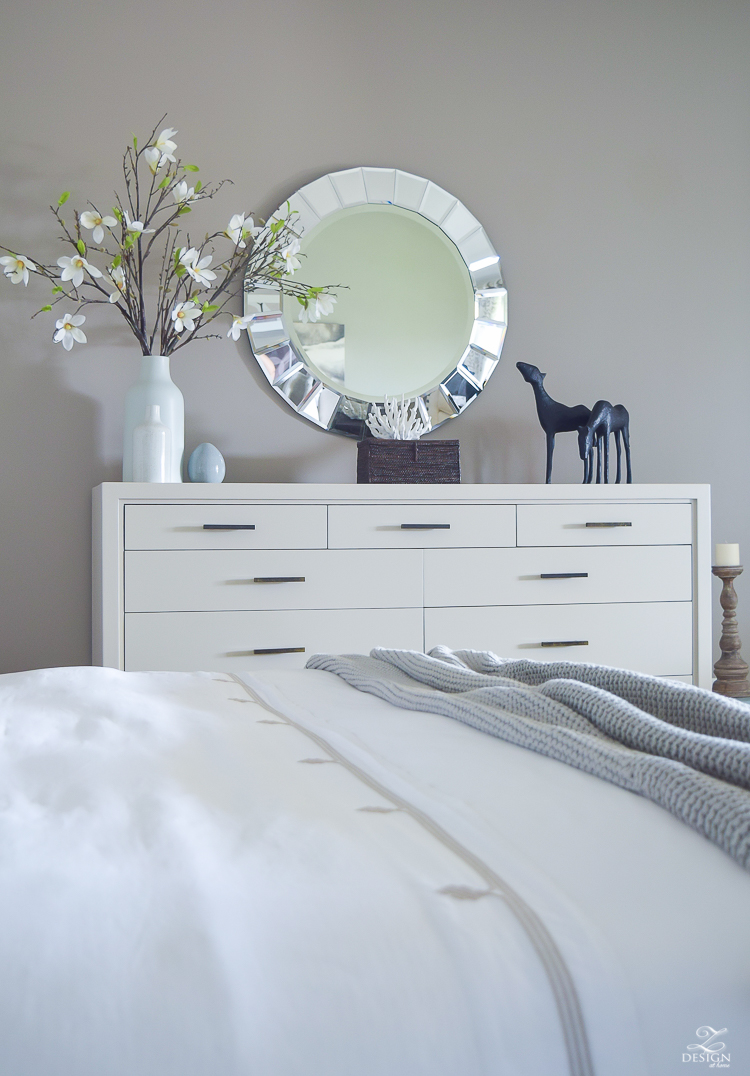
(0, 119), (338, 358)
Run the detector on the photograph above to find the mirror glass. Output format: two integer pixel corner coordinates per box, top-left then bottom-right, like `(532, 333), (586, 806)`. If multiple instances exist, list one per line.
(245, 167), (507, 438)
(285, 204), (474, 401)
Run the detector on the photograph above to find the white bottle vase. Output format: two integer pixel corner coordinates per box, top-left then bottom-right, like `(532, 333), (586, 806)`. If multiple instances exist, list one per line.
(132, 405), (171, 483)
(123, 355), (184, 482)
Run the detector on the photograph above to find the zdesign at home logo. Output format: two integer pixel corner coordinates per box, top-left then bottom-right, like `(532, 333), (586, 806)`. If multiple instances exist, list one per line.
(683, 1027), (730, 1068)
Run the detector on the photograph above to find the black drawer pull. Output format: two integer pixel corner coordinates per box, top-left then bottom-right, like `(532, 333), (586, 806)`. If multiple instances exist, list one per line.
(252, 576), (305, 583)
(400, 523), (451, 530)
(540, 572), (589, 581)
(252, 647), (306, 655)
(585, 522), (632, 528)
(541, 640), (589, 648)
(203, 524), (256, 530)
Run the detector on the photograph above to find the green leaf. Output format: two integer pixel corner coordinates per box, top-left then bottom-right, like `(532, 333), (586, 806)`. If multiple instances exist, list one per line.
(201, 303), (218, 313)
(111, 254), (121, 269)
(52, 286), (63, 294)
(183, 164), (199, 172)
(194, 180), (202, 192)
(133, 135), (138, 150)
(174, 263), (186, 277)
(58, 191), (70, 206)
(40, 305), (52, 312)
(76, 239), (86, 256)
(113, 206), (123, 222)
(158, 176), (170, 190)
(124, 234), (136, 250)
(177, 205), (191, 215)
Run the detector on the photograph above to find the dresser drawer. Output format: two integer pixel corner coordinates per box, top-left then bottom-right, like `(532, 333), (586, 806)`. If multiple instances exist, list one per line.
(124, 608), (423, 671)
(125, 549), (423, 612)
(328, 504), (516, 548)
(425, 601), (693, 676)
(516, 502), (692, 546)
(125, 503), (327, 550)
(425, 545), (692, 607)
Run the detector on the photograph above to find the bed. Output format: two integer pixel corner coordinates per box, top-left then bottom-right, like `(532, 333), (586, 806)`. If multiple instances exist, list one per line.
(0, 655), (747, 1076)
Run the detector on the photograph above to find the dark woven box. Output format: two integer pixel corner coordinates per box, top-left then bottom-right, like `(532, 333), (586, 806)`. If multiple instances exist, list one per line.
(357, 439), (460, 484)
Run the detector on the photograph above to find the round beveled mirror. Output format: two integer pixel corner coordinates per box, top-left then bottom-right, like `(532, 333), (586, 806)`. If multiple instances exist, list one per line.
(244, 168), (507, 437)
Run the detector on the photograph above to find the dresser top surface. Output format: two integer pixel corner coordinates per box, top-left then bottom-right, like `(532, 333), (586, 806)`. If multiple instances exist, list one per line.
(96, 482), (710, 506)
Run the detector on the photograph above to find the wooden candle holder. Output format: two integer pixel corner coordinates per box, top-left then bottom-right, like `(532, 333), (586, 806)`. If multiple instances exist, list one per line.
(712, 565), (750, 696)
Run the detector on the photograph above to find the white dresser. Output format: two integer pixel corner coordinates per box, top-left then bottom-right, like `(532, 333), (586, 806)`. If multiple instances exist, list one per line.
(93, 483), (712, 687)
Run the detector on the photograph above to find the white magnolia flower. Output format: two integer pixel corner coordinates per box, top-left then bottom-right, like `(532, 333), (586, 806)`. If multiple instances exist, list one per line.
(280, 238), (301, 275)
(227, 314), (253, 341)
(123, 211), (155, 234)
(0, 253), (37, 285)
(224, 213), (260, 249)
(57, 254), (103, 288)
(180, 248), (216, 288)
(79, 210), (117, 244)
(172, 180), (197, 205)
(171, 300), (201, 334)
(225, 213), (247, 248)
(143, 147), (161, 174)
(314, 293), (337, 319)
(300, 292), (337, 323)
(53, 312), (86, 350)
(153, 127), (178, 167)
(108, 264), (127, 303)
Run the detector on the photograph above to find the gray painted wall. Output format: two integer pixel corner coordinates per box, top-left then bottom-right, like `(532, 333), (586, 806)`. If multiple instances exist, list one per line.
(1, 0), (748, 673)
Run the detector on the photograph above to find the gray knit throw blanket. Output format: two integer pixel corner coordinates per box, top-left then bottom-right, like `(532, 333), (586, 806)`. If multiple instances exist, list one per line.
(305, 647), (750, 871)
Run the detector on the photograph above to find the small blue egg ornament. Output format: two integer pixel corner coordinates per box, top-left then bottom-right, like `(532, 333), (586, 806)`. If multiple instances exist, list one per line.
(187, 442), (226, 483)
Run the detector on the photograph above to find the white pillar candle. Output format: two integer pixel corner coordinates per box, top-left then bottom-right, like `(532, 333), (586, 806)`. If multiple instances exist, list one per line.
(715, 543), (741, 566)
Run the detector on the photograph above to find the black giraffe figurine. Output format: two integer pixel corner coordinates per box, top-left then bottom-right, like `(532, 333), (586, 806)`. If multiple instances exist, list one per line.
(578, 400), (632, 483)
(516, 363), (591, 483)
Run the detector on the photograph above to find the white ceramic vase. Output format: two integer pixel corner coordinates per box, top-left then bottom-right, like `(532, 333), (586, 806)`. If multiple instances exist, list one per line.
(122, 355), (184, 482)
(132, 405), (171, 483)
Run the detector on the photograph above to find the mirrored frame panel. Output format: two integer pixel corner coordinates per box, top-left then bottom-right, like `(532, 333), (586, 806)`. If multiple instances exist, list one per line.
(245, 167), (508, 438)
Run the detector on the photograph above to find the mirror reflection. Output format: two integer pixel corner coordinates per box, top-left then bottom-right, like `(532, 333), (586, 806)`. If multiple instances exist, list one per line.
(285, 204), (475, 401)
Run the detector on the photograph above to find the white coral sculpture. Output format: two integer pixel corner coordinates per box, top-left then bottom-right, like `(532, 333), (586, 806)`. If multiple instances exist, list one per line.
(365, 395), (432, 440)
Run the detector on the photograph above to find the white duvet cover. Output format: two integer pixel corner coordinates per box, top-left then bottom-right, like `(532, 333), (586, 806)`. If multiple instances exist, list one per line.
(0, 665), (747, 1076)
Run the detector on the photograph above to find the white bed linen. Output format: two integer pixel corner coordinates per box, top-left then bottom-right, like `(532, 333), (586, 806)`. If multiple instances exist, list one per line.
(244, 669), (750, 1076)
(0, 665), (747, 1076)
